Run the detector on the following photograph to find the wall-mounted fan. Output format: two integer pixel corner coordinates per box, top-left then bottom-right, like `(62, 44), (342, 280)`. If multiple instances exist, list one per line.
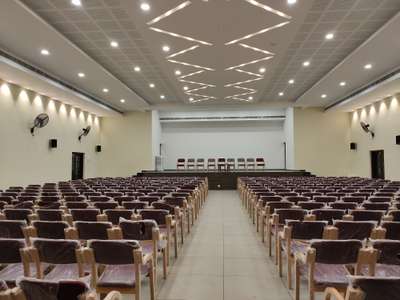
(360, 122), (375, 138)
(30, 113), (49, 136)
(78, 126), (91, 141)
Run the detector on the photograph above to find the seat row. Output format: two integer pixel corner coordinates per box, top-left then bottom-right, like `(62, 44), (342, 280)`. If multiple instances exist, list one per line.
(176, 157), (266, 170)
(238, 176), (400, 300)
(0, 176), (209, 300)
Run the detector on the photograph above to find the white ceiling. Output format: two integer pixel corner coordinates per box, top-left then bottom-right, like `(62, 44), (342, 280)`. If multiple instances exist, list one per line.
(1, 0), (400, 111)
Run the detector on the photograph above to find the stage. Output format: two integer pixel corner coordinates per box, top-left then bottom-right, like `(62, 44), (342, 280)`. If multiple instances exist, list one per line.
(137, 169), (313, 190)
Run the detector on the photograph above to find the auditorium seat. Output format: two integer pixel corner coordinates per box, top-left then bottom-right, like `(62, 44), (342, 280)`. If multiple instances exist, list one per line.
(186, 158), (195, 169)
(246, 158), (255, 169)
(196, 158), (205, 170)
(295, 240), (369, 300)
(86, 240), (155, 300)
(176, 158), (186, 170)
(324, 276), (400, 300)
(207, 158), (216, 170)
(256, 158), (265, 169)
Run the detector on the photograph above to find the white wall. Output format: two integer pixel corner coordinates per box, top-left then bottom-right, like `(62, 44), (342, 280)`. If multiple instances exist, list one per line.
(349, 96), (400, 180)
(0, 82), (101, 190)
(99, 111), (153, 177)
(284, 107), (295, 169)
(162, 120), (286, 169)
(293, 107), (350, 176)
(151, 110), (162, 169)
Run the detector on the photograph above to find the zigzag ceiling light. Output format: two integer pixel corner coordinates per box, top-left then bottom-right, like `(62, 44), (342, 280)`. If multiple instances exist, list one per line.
(147, 0), (292, 103)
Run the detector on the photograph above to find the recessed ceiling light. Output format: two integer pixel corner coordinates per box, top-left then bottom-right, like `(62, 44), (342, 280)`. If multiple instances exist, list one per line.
(110, 41), (119, 48)
(78, 72), (85, 78)
(183, 86), (189, 91)
(162, 45), (170, 52)
(325, 32), (334, 40)
(175, 70), (182, 76)
(248, 96), (253, 100)
(364, 63), (372, 70)
(40, 49), (50, 56)
(149, 83), (155, 88)
(160, 95), (165, 99)
(259, 67), (266, 73)
(71, 0), (82, 6)
(303, 61), (310, 67)
(103, 88), (109, 93)
(279, 92), (284, 96)
(140, 3), (150, 11)
(288, 79), (295, 84)
(189, 97), (194, 101)
(340, 81), (346, 86)
(287, 0), (297, 4)
(120, 99), (125, 103)
(134, 66), (141, 72)
(321, 94), (327, 98)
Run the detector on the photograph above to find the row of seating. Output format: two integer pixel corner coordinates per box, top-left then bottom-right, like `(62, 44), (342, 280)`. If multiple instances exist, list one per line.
(0, 176), (209, 300)
(238, 176), (400, 300)
(176, 157), (266, 170)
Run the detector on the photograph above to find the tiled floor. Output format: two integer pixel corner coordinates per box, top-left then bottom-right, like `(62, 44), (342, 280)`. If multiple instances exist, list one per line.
(123, 190), (323, 300)
(154, 190), (294, 300)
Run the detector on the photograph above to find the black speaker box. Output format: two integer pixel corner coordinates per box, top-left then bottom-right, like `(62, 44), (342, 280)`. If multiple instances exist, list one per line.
(396, 135), (400, 145)
(49, 139), (58, 149)
(95, 145), (102, 153)
(350, 142), (357, 150)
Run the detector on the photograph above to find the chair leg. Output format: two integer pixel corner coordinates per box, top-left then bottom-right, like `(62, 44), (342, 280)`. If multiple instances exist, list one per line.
(295, 260), (300, 300)
(288, 255), (293, 290)
(278, 237), (283, 277)
(149, 260), (155, 300)
(180, 219), (184, 245)
(174, 227), (178, 258)
(162, 248), (167, 279)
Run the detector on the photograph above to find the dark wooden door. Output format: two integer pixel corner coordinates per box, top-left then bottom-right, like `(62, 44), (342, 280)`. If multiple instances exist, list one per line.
(370, 150), (385, 179)
(72, 152), (84, 180)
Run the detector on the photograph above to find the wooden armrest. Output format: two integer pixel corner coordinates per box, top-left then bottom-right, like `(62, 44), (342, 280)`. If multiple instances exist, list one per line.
(132, 214), (141, 221)
(324, 287), (345, 300)
(107, 227), (123, 240)
(102, 291), (122, 300)
(323, 226), (339, 240)
(356, 247), (378, 276)
(63, 214), (73, 226)
(64, 227), (79, 240)
(371, 227), (386, 239)
(382, 215), (393, 221)
(343, 214), (354, 221)
(304, 214), (316, 221)
(22, 226), (37, 238)
(28, 214), (38, 222)
(152, 227), (160, 240)
(97, 214), (108, 222)
(282, 226), (291, 239)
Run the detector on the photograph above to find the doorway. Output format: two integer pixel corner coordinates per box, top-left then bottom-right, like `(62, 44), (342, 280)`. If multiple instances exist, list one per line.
(370, 150), (385, 179)
(72, 152), (84, 180)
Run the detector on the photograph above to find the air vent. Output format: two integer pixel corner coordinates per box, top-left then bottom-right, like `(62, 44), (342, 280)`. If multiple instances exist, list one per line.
(160, 115), (285, 122)
(0, 48), (122, 113)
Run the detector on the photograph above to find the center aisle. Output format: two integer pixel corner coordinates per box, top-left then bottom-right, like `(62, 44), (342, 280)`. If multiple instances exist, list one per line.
(156, 190), (293, 300)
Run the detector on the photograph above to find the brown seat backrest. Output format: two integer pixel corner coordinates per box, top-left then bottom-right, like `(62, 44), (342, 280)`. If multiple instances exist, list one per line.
(104, 209), (134, 225)
(286, 220), (327, 240)
(350, 210), (385, 222)
(33, 238), (80, 264)
(75, 221), (112, 240)
(311, 239), (362, 264)
(0, 220), (27, 238)
(120, 220), (157, 240)
(381, 221), (400, 240)
(372, 240), (400, 265)
(89, 240), (140, 265)
(70, 209), (100, 222)
(4, 209), (32, 222)
(0, 239), (25, 263)
(138, 209), (169, 225)
(19, 278), (89, 300)
(333, 220), (376, 240)
(275, 209), (306, 225)
(349, 276), (400, 300)
(37, 209), (64, 221)
(33, 221), (69, 239)
(312, 209), (345, 225)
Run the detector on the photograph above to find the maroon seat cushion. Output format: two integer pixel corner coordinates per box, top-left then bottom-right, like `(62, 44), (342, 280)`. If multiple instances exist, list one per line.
(97, 265), (136, 288)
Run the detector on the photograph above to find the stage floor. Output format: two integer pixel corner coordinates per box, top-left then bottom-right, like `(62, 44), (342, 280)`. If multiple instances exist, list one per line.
(138, 169), (312, 190)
